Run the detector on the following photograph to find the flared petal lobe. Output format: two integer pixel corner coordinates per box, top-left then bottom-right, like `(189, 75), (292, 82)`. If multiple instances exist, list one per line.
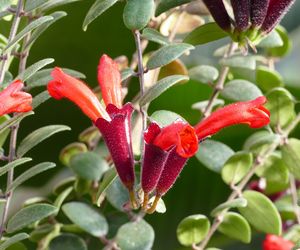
(98, 54), (123, 108)
(263, 234), (294, 250)
(250, 0), (270, 27)
(261, 0), (295, 33)
(48, 67), (109, 122)
(0, 80), (32, 116)
(231, 0), (250, 31)
(195, 96), (270, 140)
(203, 0), (232, 32)
(95, 103), (135, 190)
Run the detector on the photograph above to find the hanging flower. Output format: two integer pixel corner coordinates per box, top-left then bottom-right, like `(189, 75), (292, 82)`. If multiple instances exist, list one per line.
(263, 234), (294, 250)
(47, 55), (137, 207)
(0, 80), (32, 116)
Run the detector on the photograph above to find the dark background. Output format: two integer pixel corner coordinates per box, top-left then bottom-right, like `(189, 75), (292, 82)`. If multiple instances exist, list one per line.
(1, 1), (300, 249)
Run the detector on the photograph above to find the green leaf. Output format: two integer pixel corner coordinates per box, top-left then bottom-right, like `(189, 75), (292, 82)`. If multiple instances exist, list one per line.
(24, 0), (47, 11)
(238, 190), (282, 235)
(266, 88), (295, 128)
(142, 28), (170, 45)
(25, 11), (67, 50)
(218, 212), (251, 243)
(221, 152), (253, 185)
(189, 65), (219, 84)
(211, 198), (247, 217)
(121, 68), (135, 82)
(282, 138), (300, 179)
(140, 75), (189, 105)
(39, 0), (81, 12)
(196, 140), (234, 173)
(82, 0), (118, 31)
(26, 68), (85, 88)
(17, 125), (70, 157)
(150, 110), (185, 127)
(183, 22), (228, 45)
(0, 158), (32, 177)
(275, 195), (295, 220)
(268, 26), (292, 57)
(146, 43), (194, 70)
(62, 202), (108, 237)
(7, 204), (58, 233)
(256, 66), (283, 92)
(177, 214), (210, 246)
(53, 186), (73, 210)
(0, 233), (29, 250)
(32, 90), (51, 109)
(0, 112), (34, 135)
(156, 0), (191, 16)
(96, 168), (117, 206)
(4, 16), (54, 52)
(0, 115), (10, 147)
(17, 58), (54, 82)
(7, 162), (56, 192)
(69, 152), (109, 181)
(116, 220), (155, 250)
(123, 0), (155, 30)
(220, 56), (256, 70)
(192, 99), (224, 112)
(49, 234), (87, 250)
(257, 30), (283, 48)
(221, 79), (262, 101)
(106, 176), (129, 211)
(59, 142), (88, 166)
(243, 131), (280, 151)
(0, 0), (10, 12)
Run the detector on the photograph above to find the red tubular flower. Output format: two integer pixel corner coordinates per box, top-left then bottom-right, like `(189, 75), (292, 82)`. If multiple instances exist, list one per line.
(250, 0), (270, 28)
(0, 80), (32, 116)
(263, 235), (294, 250)
(194, 96), (270, 140)
(261, 0), (295, 34)
(202, 0), (232, 32)
(231, 0), (250, 31)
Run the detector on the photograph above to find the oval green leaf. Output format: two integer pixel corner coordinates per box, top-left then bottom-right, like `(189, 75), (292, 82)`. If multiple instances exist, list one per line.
(256, 66), (283, 92)
(156, 0), (192, 16)
(142, 28), (170, 45)
(257, 30), (283, 48)
(106, 176), (129, 211)
(268, 26), (292, 57)
(49, 234), (87, 250)
(189, 65), (219, 84)
(150, 110), (185, 127)
(220, 56), (256, 70)
(282, 138), (300, 180)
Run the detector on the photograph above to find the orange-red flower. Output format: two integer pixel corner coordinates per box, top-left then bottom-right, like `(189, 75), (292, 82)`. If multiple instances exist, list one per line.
(0, 80), (32, 116)
(263, 235), (294, 250)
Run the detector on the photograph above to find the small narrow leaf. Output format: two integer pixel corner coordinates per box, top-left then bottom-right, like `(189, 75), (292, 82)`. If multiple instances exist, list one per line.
(142, 28), (170, 45)
(121, 68), (135, 82)
(40, 0), (80, 12)
(17, 125), (71, 157)
(0, 158), (32, 177)
(140, 75), (189, 106)
(83, 0), (118, 31)
(7, 204), (58, 233)
(156, 0), (192, 16)
(7, 162), (56, 192)
(53, 186), (73, 210)
(49, 234), (87, 250)
(147, 43), (194, 70)
(0, 112), (34, 135)
(96, 168), (117, 206)
(0, 115), (10, 147)
(24, 0), (45, 11)
(32, 91), (51, 109)
(177, 215), (210, 246)
(220, 56), (256, 70)
(116, 220), (155, 250)
(218, 212), (251, 243)
(0, 233), (29, 250)
(62, 202), (108, 237)
(211, 198), (248, 217)
(183, 23), (228, 45)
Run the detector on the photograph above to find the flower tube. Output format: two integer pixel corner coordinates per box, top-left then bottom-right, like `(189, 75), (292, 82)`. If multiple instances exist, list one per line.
(263, 234), (294, 250)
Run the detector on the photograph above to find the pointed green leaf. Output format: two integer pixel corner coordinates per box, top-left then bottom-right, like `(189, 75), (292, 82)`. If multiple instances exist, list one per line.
(177, 214), (210, 246)
(53, 186), (73, 210)
(156, 0), (192, 16)
(150, 110), (185, 127)
(83, 0), (118, 31)
(7, 204), (58, 233)
(62, 202), (108, 237)
(238, 190), (282, 235)
(106, 176), (129, 211)
(189, 65), (219, 84)
(17, 125), (70, 157)
(49, 234), (87, 250)
(218, 212), (251, 243)
(0, 112), (34, 135)
(40, 0), (81, 12)
(222, 79), (262, 101)
(96, 168), (117, 206)
(282, 138), (300, 179)
(121, 68), (135, 82)
(257, 30), (283, 48)
(140, 75), (189, 106)
(116, 220), (155, 250)
(183, 22), (228, 45)
(196, 140), (234, 173)
(267, 26), (292, 57)
(147, 43), (194, 70)
(0, 115), (10, 147)
(7, 162), (56, 192)
(32, 90), (51, 109)
(220, 56), (256, 70)
(142, 28), (170, 45)
(0, 233), (29, 250)
(24, 0), (45, 11)
(211, 198), (247, 217)
(4, 16), (54, 52)
(0, 158), (32, 177)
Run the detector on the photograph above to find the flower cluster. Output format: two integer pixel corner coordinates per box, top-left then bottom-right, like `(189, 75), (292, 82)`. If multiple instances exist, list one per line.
(203, 0), (295, 44)
(47, 54), (270, 212)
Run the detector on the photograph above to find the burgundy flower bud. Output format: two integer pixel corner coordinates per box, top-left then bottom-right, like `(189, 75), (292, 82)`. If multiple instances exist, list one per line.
(250, 0), (270, 28)
(261, 0), (296, 34)
(231, 0), (250, 31)
(141, 123), (169, 195)
(95, 103), (135, 191)
(203, 0), (232, 32)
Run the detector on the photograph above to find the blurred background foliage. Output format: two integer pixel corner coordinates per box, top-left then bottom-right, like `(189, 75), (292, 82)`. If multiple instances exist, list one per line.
(1, 1), (300, 249)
